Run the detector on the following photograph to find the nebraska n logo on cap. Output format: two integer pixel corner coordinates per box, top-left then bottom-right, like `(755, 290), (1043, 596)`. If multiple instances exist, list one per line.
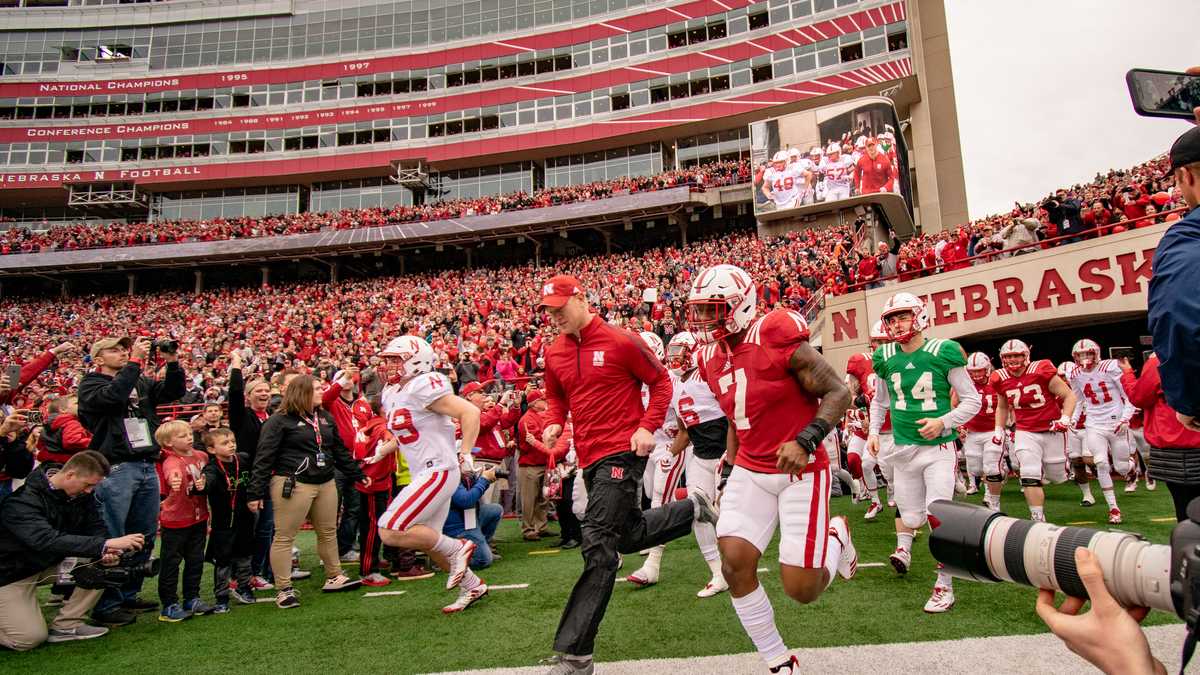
(543, 283), (555, 295)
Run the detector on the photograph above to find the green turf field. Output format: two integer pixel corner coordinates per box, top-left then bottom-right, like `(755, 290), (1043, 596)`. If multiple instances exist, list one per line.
(2, 481), (1182, 674)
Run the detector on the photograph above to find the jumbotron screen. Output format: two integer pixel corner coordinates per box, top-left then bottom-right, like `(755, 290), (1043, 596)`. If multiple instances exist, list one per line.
(749, 96), (913, 219)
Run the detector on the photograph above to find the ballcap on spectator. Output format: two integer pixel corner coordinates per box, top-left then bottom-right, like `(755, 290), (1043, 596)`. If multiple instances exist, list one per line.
(527, 389), (545, 404)
(90, 336), (131, 358)
(460, 381), (484, 397)
(1169, 125), (1200, 172)
(539, 274), (584, 308)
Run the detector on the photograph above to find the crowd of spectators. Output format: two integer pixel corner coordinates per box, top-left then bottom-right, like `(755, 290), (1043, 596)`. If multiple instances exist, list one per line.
(0, 161), (750, 255)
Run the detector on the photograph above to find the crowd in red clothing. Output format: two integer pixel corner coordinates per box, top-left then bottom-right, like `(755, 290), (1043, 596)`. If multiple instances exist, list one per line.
(0, 161), (751, 255)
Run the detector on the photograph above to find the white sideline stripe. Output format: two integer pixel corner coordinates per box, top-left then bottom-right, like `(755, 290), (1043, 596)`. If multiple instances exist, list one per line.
(858, 562), (886, 568)
(439, 625), (1185, 674)
(255, 597), (274, 603)
(363, 590), (408, 598)
(489, 584), (530, 590)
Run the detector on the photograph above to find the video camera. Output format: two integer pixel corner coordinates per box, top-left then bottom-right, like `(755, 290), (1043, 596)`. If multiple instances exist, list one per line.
(151, 339), (179, 356)
(928, 499), (1200, 625)
(71, 552), (160, 590)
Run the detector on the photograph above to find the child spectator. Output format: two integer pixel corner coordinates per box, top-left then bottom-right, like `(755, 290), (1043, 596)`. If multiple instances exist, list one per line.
(198, 427), (256, 612)
(35, 395), (92, 465)
(352, 398), (397, 586)
(156, 420), (213, 622)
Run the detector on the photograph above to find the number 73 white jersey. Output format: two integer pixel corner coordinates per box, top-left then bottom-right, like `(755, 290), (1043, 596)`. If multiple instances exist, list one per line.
(1070, 359), (1132, 431)
(381, 372), (458, 472)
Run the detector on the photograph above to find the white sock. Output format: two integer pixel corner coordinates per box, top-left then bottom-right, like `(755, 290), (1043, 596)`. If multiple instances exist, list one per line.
(705, 556), (724, 580)
(460, 569), (481, 591)
(1079, 482), (1094, 501)
(695, 521), (719, 562)
(1103, 489), (1118, 509)
(823, 528), (843, 590)
(731, 584), (789, 667)
(432, 535), (462, 559)
(936, 564), (954, 589)
(1030, 506), (1045, 520)
(642, 546), (664, 578)
(896, 532), (914, 552)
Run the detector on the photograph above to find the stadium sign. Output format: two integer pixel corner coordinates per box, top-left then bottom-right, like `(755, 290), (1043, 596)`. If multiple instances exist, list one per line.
(821, 224), (1165, 372)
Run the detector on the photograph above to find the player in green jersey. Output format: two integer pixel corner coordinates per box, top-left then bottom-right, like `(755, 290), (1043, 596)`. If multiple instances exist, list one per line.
(865, 292), (980, 613)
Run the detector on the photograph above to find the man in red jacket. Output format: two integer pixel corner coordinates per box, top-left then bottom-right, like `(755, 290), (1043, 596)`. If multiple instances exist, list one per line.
(516, 390), (552, 541)
(538, 275), (717, 674)
(462, 381), (520, 505)
(322, 369), (372, 562)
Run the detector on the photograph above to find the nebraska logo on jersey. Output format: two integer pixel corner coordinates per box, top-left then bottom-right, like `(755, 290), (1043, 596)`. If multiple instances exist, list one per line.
(592, 351), (605, 367)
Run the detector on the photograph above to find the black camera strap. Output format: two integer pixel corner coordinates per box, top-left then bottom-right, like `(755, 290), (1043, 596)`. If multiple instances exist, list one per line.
(1181, 574), (1200, 675)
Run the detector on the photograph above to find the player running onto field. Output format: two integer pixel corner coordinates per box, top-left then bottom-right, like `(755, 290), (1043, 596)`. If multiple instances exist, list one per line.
(866, 292), (981, 613)
(960, 353), (1002, 509)
(1068, 339), (1134, 524)
(368, 335), (489, 614)
(688, 264), (856, 674)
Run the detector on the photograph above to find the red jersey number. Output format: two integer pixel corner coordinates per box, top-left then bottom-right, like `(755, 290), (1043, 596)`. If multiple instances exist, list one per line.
(773, 177), (794, 192)
(387, 407), (420, 444)
(717, 367), (750, 430)
(677, 396), (701, 427)
(1083, 382), (1113, 406)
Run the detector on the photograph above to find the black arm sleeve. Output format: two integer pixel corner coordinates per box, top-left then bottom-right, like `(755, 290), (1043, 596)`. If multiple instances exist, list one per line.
(249, 415), (283, 500)
(0, 433), (33, 479)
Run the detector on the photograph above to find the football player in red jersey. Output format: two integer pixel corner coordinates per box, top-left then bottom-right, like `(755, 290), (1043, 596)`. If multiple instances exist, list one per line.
(959, 353), (999, 508)
(844, 320), (889, 519)
(991, 339), (1078, 522)
(687, 264), (855, 675)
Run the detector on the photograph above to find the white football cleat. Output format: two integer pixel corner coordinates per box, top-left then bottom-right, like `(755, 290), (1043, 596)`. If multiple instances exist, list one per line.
(446, 539), (476, 590)
(1146, 478), (1157, 491)
(966, 482), (979, 496)
(1108, 508), (1123, 525)
(889, 547), (910, 575)
(769, 655), (799, 674)
(626, 568), (658, 587)
(1124, 479), (1137, 494)
(828, 515), (857, 580)
(954, 475), (967, 495)
(696, 575), (729, 598)
(864, 501), (883, 521)
(442, 583), (488, 614)
(923, 585), (955, 613)
(1080, 494), (1096, 507)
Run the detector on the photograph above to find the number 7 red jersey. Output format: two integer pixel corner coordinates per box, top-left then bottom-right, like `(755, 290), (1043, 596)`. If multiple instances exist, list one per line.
(696, 309), (825, 475)
(990, 360), (1061, 432)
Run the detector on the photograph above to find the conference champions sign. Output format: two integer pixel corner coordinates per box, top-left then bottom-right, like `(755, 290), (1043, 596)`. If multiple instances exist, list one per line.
(820, 224), (1164, 373)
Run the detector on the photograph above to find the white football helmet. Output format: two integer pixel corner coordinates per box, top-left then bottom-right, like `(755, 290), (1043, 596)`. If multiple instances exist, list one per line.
(966, 352), (992, 384)
(686, 264), (757, 344)
(639, 331), (665, 363)
(1071, 338), (1101, 370)
(1057, 361), (1078, 385)
(879, 292), (929, 343)
(771, 150), (789, 168)
(667, 331), (697, 373)
(378, 335), (436, 384)
(999, 339), (1031, 376)
(869, 319), (890, 347)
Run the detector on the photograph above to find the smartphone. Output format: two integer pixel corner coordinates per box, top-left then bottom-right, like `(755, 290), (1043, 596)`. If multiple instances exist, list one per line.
(26, 410), (43, 426)
(1109, 346), (1136, 361)
(1126, 68), (1200, 120)
(5, 364), (19, 390)
(1142, 350), (1155, 365)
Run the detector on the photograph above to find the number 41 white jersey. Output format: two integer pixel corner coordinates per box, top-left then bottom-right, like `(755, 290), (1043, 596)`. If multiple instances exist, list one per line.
(1071, 359), (1133, 431)
(381, 372), (458, 472)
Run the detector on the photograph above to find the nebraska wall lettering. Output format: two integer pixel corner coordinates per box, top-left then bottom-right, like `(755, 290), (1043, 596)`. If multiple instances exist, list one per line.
(820, 224), (1165, 373)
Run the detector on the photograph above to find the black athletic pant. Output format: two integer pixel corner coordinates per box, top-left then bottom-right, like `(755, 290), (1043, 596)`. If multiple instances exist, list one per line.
(359, 488), (393, 576)
(336, 471), (361, 556)
(1165, 482), (1200, 522)
(213, 556), (253, 603)
(159, 522), (207, 607)
(553, 451), (696, 656)
(556, 474), (582, 543)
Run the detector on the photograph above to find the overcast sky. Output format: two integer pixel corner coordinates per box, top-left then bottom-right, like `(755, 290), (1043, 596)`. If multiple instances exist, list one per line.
(944, 0), (1200, 219)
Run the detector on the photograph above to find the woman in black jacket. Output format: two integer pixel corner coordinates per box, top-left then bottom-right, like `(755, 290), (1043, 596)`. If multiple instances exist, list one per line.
(247, 375), (369, 608)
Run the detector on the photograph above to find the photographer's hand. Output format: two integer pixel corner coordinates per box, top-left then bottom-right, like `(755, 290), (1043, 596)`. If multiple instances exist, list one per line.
(1035, 547), (1165, 675)
(104, 533), (144, 552)
(50, 341), (78, 358)
(0, 410), (27, 436)
(482, 468), (498, 482)
(130, 337), (151, 363)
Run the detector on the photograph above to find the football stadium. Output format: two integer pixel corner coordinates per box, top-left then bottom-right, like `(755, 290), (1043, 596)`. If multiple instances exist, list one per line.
(0, 0), (1197, 673)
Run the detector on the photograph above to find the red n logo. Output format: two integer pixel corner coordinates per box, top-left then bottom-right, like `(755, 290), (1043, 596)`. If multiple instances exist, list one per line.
(832, 308), (858, 343)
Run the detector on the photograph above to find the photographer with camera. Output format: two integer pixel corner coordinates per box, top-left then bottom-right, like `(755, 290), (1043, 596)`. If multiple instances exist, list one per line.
(463, 381), (520, 505)
(0, 451), (145, 650)
(443, 462), (505, 570)
(78, 335), (185, 626)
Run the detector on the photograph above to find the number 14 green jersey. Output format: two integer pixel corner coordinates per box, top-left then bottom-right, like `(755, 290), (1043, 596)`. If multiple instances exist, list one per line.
(872, 337), (967, 447)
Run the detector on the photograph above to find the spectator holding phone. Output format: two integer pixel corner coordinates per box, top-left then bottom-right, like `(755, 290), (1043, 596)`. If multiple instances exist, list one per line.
(225, 350), (278, 589)
(247, 375), (369, 609)
(78, 335), (185, 627)
(0, 341), (76, 495)
(464, 382), (520, 504)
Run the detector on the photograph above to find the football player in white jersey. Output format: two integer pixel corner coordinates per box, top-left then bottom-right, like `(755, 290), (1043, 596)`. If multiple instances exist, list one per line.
(820, 144), (854, 201)
(761, 151), (805, 209)
(367, 335), (489, 613)
(844, 320), (890, 520)
(627, 331), (683, 588)
(1058, 361), (1097, 507)
(661, 330), (731, 598)
(1068, 339), (1134, 524)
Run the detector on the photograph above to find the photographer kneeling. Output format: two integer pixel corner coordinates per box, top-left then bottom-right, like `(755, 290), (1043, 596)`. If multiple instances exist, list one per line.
(0, 451), (145, 651)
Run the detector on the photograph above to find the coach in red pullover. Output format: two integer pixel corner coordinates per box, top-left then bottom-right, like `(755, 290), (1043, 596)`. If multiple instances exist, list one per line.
(538, 275), (700, 667)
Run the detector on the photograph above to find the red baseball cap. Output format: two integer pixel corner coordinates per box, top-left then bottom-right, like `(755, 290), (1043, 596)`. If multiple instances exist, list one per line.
(526, 389), (544, 404)
(460, 381), (484, 397)
(539, 275), (584, 308)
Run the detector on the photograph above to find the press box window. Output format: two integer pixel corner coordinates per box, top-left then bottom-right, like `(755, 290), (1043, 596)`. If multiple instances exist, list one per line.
(748, 12), (769, 30)
(839, 42), (863, 62)
(751, 64), (773, 83)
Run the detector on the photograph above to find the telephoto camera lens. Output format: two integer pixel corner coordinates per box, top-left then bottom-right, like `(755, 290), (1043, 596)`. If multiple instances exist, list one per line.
(928, 500), (1175, 614)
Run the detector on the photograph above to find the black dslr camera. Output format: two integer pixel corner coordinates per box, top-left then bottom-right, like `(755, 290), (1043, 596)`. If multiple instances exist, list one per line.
(151, 339), (179, 355)
(929, 499), (1200, 628)
(72, 552), (161, 590)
